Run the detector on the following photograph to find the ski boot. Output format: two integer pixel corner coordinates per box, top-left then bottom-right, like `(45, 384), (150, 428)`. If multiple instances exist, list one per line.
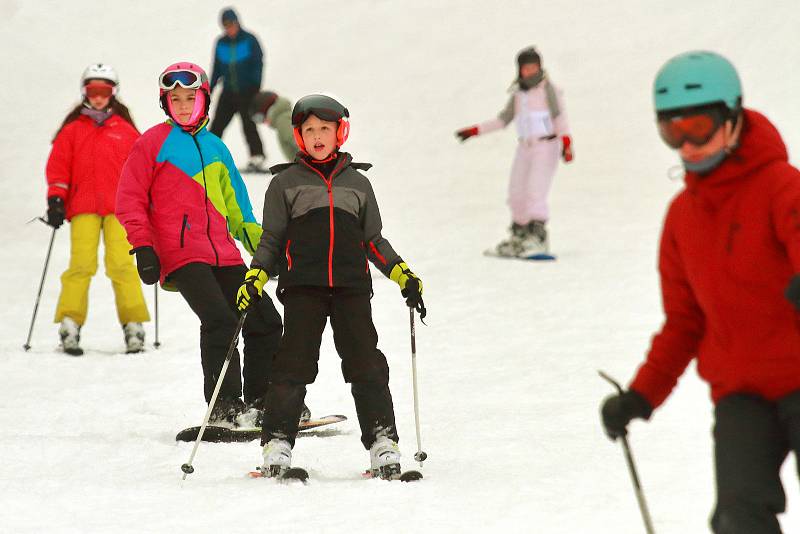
(487, 223), (526, 257)
(244, 155), (268, 173)
(236, 399), (264, 428)
(369, 436), (402, 480)
(261, 438), (292, 477)
(123, 322), (145, 354)
(517, 220), (549, 258)
(299, 403), (311, 424)
(209, 397), (247, 426)
(59, 317), (84, 356)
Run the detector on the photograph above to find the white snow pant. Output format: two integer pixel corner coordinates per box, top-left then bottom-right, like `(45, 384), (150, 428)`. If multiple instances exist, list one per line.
(507, 138), (560, 224)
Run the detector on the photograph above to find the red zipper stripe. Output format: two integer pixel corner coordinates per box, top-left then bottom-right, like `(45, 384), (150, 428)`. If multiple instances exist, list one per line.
(327, 185), (334, 286)
(285, 239), (293, 271)
(301, 160), (336, 287)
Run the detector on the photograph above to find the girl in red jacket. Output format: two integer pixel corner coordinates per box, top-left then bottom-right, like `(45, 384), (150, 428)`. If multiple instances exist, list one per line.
(601, 51), (800, 534)
(45, 64), (150, 356)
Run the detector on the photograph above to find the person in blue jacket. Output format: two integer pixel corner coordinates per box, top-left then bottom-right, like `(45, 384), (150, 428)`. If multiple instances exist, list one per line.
(209, 7), (266, 173)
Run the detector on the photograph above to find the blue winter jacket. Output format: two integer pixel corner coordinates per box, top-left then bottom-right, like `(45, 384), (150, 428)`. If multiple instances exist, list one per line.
(210, 29), (263, 93)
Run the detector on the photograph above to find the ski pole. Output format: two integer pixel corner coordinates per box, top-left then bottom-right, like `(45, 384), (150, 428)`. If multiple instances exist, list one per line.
(181, 312), (247, 479)
(153, 285), (161, 348)
(409, 308), (427, 467)
(599, 371), (655, 534)
(24, 223), (57, 351)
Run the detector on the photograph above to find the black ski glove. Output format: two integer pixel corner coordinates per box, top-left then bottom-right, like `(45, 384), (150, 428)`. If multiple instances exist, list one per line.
(132, 246), (161, 285)
(46, 196), (65, 229)
(600, 389), (653, 440)
(785, 274), (800, 311)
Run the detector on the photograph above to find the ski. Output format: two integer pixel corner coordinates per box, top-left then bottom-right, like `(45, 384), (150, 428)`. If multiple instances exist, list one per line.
(176, 414), (347, 443)
(249, 466), (309, 483)
(238, 167), (270, 175)
(362, 469), (423, 482)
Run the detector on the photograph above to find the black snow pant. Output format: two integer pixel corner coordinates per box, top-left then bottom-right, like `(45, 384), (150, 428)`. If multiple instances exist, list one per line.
(209, 88), (264, 158)
(261, 286), (398, 449)
(170, 262), (282, 405)
(711, 391), (800, 534)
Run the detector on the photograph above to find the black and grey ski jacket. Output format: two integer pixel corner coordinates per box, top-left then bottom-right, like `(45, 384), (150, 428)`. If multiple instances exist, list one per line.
(251, 152), (401, 292)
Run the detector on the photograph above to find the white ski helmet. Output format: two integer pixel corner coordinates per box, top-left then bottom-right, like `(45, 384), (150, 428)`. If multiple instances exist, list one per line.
(81, 63), (119, 96)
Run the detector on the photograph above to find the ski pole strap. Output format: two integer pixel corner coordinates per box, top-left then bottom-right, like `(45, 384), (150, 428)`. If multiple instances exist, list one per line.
(415, 297), (427, 323)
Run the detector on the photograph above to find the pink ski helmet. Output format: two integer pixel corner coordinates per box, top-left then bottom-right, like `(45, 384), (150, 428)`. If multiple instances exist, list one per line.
(158, 62), (211, 129)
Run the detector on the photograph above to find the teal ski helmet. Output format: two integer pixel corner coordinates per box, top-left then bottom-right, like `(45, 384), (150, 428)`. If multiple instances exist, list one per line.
(653, 51), (742, 114)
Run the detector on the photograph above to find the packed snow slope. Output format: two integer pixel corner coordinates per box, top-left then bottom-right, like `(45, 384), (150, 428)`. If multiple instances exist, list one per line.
(2, 1), (800, 532)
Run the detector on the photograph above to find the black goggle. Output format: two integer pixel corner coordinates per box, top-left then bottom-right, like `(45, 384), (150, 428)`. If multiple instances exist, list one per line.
(291, 106), (349, 126)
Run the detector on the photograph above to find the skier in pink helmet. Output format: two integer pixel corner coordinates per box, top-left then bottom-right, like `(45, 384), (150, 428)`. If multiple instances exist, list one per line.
(116, 62), (288, 425)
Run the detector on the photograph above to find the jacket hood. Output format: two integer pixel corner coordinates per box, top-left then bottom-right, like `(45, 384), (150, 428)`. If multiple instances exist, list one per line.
(684, 109), (788, 194)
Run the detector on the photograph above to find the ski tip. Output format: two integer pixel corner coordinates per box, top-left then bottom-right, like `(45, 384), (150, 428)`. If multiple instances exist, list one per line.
(249, 467), (309, 483)
(281, 467), (309, 483)
(523, 253), (557, 261)
(362, 469), (423, 482)
(400, 470), (423, 482)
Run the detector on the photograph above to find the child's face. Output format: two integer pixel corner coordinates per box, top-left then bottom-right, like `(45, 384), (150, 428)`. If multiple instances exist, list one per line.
(84, 81), (113, 110)
(301, 114), (338, 160)
(87, 93), (111, 111)
(520, 62), (541, 79)
(169, 87), (198, 124)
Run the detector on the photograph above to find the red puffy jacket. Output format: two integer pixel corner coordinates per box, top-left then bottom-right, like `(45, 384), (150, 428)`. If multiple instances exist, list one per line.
(631, 109), (800, 408)
(46, 114), (139, 220)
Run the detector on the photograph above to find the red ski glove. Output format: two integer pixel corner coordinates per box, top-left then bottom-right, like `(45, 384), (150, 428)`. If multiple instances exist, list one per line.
(455, 126), (479, 142)
(561, 135), (574, 163)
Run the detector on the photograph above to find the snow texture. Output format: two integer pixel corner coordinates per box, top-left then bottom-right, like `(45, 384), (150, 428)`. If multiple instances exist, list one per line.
(2, 1), (799, 532)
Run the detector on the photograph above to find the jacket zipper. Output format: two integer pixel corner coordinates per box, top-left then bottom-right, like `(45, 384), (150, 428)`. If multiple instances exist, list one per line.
(301, 159), (344, 287)
(285, 240), (293, 271)
(191, 133), (219, 266)
(180, 214), (188, 248)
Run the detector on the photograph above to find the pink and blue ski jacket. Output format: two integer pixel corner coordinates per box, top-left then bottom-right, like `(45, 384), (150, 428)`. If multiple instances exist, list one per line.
(116, 119), (262, 285)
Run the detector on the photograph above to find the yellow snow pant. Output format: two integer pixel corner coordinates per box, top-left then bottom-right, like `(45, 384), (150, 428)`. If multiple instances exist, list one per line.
(54, 214), (150, 326)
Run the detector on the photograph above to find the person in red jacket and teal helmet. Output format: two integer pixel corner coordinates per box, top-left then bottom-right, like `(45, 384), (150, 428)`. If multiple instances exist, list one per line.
(45, 64), (150, 356)
(600, 51), (800, 534)
(116, 62), (283, 425)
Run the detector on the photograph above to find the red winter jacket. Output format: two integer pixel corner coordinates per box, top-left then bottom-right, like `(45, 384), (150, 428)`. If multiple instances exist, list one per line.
(630, 109), (800, 408)
(46, 114), (139, 220)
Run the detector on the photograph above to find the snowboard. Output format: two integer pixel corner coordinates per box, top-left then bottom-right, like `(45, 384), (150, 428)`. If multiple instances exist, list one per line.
(483, 249), (557, 261)
(175, 414), (347, 443)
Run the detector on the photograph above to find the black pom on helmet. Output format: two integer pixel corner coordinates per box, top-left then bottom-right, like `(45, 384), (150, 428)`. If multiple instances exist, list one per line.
(516, 46), (541, 68)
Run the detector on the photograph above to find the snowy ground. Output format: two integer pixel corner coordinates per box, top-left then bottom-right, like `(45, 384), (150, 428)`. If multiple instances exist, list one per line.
(2, 1), (800, 532)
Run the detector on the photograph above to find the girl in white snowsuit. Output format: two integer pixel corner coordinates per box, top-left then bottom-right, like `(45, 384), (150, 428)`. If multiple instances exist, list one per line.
(457, 46), (573, 257)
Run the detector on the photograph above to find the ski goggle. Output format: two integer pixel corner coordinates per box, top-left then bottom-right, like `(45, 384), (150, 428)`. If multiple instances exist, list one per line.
(292, 106), (349, 126)
(291, 95), (349, 127)
(657, 108), (726, 149)
(84, 81), (114, 98)
(159, 70), (203, 91)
